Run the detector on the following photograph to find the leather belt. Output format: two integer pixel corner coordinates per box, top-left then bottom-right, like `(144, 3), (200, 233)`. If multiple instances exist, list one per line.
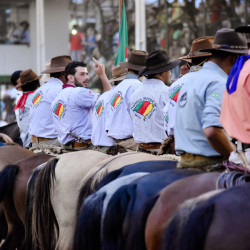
(138, 142), (161, 150)
(115, 137), (133, 143)
(67, 139), (92, 148)
(31, 135), (56, 143)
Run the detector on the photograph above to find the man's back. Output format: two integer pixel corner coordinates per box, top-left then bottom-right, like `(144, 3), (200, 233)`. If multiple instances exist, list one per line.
(129, 78), (169, 143)
(175, 61), (228, 156)
(106, 77), (142, 139)
(29, 77), (63, 138)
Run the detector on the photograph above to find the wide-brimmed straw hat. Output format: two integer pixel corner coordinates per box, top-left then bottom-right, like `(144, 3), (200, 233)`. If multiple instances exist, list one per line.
(139, 50), (181, 77)
(119, 50), (148, 71)
(200, 28), (248, 55)
(179, 36), (214, 61)
(235, 25), (250, 44)
(109, 64), (128, 84)
(16, 69), (42, 88)
(41, 55), (72, 74)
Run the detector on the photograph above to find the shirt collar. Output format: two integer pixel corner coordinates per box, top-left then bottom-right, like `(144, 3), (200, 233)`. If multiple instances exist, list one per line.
(143, 77), (166, 86)
(125, 73), (140, 80)
(202, 61), (228, 79)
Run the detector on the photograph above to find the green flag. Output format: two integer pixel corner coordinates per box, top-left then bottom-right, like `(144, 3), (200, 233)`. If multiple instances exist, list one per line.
(115, 0), (128, 65)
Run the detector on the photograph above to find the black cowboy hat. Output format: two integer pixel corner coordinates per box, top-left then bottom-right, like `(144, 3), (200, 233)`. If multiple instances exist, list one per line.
(139, 50), (181, 77)
(200, 28), (248, 55)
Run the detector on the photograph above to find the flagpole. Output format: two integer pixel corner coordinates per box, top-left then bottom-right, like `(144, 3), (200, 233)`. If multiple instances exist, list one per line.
(119, 0), (123, 27)
(135, 0), (146, 50)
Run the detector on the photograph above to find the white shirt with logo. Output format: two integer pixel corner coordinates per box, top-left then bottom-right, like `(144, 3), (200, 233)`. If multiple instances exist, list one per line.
(29, 78), (63, 138)
(91, 88), (116, 146)
(51, 86), (99, 145)
(106, 76), (142, 140)
(129, 78), (169, 143)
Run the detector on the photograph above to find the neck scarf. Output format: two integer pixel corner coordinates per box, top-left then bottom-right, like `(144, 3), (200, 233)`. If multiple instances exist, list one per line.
(14, 91), (35, 112)
(62, 84), (76, 89)
(226, 55), (250, 94)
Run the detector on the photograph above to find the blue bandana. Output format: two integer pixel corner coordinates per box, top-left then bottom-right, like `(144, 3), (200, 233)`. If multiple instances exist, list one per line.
(226, 55), (250, 94)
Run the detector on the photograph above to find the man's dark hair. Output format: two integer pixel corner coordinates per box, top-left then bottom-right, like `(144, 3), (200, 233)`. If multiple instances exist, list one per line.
(65, 61), (87, 79)
(50, 72), (64, 79)
(211, 50), (238, 61)
(21, 80), (40, 92)
(10, 70), (22, 86)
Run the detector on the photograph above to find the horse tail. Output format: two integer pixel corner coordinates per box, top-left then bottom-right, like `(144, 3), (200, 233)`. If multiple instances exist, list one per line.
(127, 195), (159, 250)
(0, 164), (19, 201)
(162, 199), (215, 250)
(74, 192), (106, 250)
(25, 163), (46, 250)
(102, 183), (137, 250)
(31, 158), (59, 250)
(0, 165), (18, 242)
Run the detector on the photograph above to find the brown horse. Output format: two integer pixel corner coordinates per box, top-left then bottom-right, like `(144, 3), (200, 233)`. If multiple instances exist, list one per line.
(0, 153), (53, 250)
(0, 145), (34, 171)
(146, 171), (250, 250)
(145, 172), (221, 250)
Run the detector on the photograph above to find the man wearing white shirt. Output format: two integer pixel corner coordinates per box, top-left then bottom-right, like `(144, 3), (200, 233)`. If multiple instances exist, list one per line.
(51, 59), (111, 150)
(129, 50), (180, 154)
(29, 55), (72, 147)
(91, 64), (127, 153)
(105, 50), (148, 150)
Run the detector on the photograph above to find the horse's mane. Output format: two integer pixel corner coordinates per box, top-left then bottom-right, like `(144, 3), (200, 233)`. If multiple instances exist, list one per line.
(217, 172), (250, 189)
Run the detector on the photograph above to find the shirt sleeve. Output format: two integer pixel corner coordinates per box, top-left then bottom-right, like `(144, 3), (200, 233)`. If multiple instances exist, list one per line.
(74, 88), (99, 108)
(202, 81), (225, 129)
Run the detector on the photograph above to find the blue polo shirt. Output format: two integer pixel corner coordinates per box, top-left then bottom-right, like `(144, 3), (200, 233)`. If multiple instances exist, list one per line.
(174, 61), (228, 157)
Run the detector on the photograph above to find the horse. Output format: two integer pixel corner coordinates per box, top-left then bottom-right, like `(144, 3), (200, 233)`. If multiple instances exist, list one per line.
(74, 172), (149, 250)
(73, 160), (177, 250)
(0, 145), (34, 171)
(27, 151), (177, 250)
(0, 122), (21, 145)
(161, 173), (250, 250)
(98, 169), (202, 250)
(145, 172), (221, 250)
(0, 153), (53, 250)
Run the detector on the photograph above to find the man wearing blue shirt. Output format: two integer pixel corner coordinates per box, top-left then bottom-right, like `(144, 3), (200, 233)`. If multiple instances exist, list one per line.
(174, 28), (248, 169)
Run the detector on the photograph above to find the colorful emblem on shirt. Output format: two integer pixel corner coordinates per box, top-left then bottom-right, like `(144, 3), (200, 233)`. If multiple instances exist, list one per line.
(53, 102), (65, 118)
(95, 101), (104, 118)
(133, 101), (154, 120)
(32, 93), (42, 106)
(170, 86), (182, 102)
(111, 93), (122, 108)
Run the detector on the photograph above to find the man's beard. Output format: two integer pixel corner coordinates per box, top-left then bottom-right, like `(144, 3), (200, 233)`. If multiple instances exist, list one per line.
(74, 78), (83, 87)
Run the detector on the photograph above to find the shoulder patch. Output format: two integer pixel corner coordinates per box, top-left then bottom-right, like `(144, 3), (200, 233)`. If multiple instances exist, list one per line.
(32, 92), (42, 107)
(52, 101), (66, 119)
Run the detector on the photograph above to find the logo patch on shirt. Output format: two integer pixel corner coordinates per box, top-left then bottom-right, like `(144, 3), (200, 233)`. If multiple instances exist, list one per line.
(53, 102), (65, 119)
(95, 101), (104, 118)
(111, 92), (122, 109)
(32, 93), (42, 106)
(170, 86), (182, 102)
(133, 100), (154, 120)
